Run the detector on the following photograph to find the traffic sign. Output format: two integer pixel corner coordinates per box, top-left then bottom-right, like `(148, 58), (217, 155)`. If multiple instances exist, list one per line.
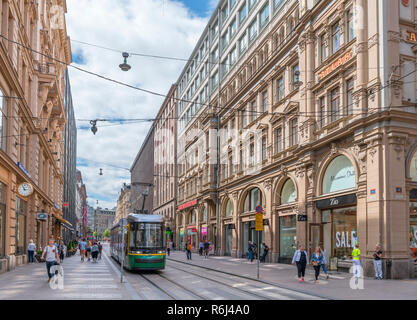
(255, 213), (263, 231)
(255, 205), (263, 214)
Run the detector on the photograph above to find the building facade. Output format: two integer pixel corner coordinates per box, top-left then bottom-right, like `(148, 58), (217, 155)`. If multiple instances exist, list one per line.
(175, 0), (417, 278)
(86, 203), (94, 232)
(75, 170), (87, 238)
(115, 183), (131, 222)
(62, 68), (77, 243)
(130, 126), (154, 214)
(153, 84), (177, 242)
(0, 0), (71, 273)
(93, 207), (115, 238)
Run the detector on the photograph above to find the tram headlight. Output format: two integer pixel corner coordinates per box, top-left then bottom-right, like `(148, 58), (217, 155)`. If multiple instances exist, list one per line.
(135, 251), (143, 254)
(158, 250), (164, 254)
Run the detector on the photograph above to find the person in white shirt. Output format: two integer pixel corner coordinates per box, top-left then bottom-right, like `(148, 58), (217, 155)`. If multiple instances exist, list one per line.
(27, 240), (36, 263)
(41, 238), (60, 282)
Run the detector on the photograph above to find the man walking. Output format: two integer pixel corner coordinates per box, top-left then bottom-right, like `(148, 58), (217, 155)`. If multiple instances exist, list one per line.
(41, 238), (60, 282)
(27, 240), (36, 263)
(352, 243), (362, 279)
(98, 242), (103, 260)
(260, 243), (269, 263)
(186, 243), (192, 260)
(79, 238), (87, 262)
(373, 244), (383, 280)
(199, 242), (203, 256)
(204, 240), (210, 259)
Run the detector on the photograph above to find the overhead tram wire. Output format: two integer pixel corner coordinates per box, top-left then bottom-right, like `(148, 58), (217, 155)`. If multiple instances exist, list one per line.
(2, 34), (416, 129)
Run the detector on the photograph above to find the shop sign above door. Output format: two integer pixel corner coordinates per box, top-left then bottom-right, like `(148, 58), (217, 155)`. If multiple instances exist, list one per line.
(316, 193), (357, 209)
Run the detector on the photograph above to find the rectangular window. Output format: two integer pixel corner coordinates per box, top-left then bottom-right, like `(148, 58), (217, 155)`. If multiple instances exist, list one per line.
(229, 157), (233, 176)
(239, 33), (248, 53)
(239, 3), (247, 23)
(321, 34), (327, 62)
(222, 32), (229, 49)
(275, 127), (282, 153)
(346, 79), (354, 115)
(249, 143), (254, 166)
(222, 58), (229, 76)
(212, 71), (219, 87)
(211, 45), (218, 62)
(319, 96), (326, 128)
(230, 46), (237, 65)
(332, 22), (341, 54)
(331, 87), (340, 122)
(292, 64), (299, 90)
(274, 0), (284, 11)
(15, 197), (27, 255)
(260, 4), (269, 28)
(212, 20), (219, 38)
(240, 109), (246, 128)
(261, 91), (268, 112)
(290, 118), (298, 146)
(230, 0), (236, 9)
(347, 8), (354, 42)
(222, 4), (229, 23)
(261, 136), (267, 161)
(250, 100), (257, 122)
(249, 0), (257, 11)
(276, 77), (284, 101)
(230, 18), (237, 38)
(0, 92), (7, 152)
(249, 19), (258, 41)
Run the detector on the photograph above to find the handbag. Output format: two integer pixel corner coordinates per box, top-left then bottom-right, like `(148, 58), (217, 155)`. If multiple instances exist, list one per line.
(312, 261), (319, 266)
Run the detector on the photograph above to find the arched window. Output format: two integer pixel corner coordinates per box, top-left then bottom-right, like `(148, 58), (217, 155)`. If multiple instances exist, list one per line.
(243, 188), (264, 212)
(190, 210), (197, 224)
(280, 179), (297, 204)
(411, 150), (417, 181)
(225, 199), (233, 217)
(322, 155), (356, 194)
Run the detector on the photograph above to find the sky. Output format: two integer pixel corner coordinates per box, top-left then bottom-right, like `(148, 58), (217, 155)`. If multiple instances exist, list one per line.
(66, 0), (218, 209)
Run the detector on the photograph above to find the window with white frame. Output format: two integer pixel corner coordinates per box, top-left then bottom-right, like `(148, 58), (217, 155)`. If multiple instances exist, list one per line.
(230, 18), (237, 38)
(276, 76), (284, 101)
(260, 4), (270, 28)
(347, 8), (354, 42)
(320, 33), (327, 62)
(275, 127), (282, 153)
(249, 19), (258, 41)
(239, 33), (248, 53)
(330, 87), (340, 122)
(230, 46), (237, 65)
(239, 3), (247, 24)
(346, 79), (354, 116)
(332, 22), (341, 54)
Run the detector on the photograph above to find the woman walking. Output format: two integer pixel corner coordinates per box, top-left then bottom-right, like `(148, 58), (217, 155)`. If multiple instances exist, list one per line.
(27, 240), (36, 263)
(86, 241), (92, 261)
(311, 247), (324, 284)
(292, 245), (309, 283)
(320, 247), (330, 279)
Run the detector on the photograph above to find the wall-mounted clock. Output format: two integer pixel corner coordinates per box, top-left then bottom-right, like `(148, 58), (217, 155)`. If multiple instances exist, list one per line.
(17, 182), (34, 197)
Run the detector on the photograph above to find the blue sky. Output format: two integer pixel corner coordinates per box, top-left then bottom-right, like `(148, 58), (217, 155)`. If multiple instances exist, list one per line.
(176, 0), (217, 17)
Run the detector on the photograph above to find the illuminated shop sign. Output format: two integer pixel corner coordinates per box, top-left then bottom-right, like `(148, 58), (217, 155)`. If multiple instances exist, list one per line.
(319, 51), (352, 80)
(407, 31), (417, 43)
(177, 199), (197, 211)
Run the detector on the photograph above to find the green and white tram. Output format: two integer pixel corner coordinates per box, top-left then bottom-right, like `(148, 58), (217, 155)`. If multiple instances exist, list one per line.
(110, 213), (166, 270)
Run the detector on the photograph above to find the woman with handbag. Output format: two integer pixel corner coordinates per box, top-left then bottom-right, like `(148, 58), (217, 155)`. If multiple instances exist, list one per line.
(292, 245), (309, 283)
(311, 247), (324, 284)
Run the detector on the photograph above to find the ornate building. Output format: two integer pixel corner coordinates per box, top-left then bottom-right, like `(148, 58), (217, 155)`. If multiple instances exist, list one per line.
(115, 183), (131, 223)
(175, 0), (417, 278)
(0, 0), (71, 273)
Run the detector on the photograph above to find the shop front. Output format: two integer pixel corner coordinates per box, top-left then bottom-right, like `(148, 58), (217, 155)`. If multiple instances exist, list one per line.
(242, 220), (264, 258)
(187, 226), (197, 251)
(410, 189), (417, 262)
(315, 155), (357, 271)
(278, 214), (297, 263)
(224, 224), (234, 256)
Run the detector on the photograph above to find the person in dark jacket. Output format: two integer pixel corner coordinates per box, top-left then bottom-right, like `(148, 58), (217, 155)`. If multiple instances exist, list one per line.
(260, 243), (269, 262)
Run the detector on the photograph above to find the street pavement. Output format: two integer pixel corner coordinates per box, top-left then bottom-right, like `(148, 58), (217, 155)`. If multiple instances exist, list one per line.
(167, 251), (417, 300)
(0, 248), (133, 300)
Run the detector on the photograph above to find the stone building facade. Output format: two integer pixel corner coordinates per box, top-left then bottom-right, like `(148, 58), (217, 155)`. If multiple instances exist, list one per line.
(174, 0), (417, 278)
(75, 170), (87, 238)
(115, 183), (131, 223)
(153, 84), (177, 241)
(0, 0), (71, 273)
(93, 207), (115, 238)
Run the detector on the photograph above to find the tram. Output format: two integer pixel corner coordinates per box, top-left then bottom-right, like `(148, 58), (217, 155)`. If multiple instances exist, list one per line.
(110, 213), (166, 270)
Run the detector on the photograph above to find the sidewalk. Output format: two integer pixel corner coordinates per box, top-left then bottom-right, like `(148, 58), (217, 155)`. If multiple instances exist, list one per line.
(0, 250), (132, 300)
(167, 251), (417, 300)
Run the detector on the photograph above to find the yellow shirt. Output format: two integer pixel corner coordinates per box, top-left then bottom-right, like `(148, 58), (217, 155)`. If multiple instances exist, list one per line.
(352, 248), (361, 260)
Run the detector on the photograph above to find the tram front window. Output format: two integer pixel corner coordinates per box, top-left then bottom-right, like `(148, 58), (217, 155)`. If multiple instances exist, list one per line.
(129, 223), (164, 252)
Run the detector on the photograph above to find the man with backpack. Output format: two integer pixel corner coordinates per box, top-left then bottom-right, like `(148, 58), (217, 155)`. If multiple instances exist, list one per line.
(98, 242), (103, 260)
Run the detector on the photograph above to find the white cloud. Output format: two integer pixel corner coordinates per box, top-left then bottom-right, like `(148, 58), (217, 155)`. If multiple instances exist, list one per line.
(66, 0), (209, 209)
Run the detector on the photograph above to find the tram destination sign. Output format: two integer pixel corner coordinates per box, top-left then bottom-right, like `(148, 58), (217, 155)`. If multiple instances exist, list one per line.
(316, 193), (357, 209)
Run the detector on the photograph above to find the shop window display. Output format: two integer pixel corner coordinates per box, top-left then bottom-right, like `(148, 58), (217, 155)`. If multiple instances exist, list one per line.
(332, 207), (357, 260)
(410, 201), (417, 260)
(279, 215), (297, 260)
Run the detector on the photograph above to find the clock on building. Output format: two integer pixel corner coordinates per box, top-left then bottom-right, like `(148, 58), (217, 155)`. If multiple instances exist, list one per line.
(17, 182), (34, 197)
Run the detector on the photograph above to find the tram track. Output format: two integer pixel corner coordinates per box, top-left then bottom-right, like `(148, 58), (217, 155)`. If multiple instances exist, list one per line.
(138, 272), (207, 300)
(167, 258), (332, 300)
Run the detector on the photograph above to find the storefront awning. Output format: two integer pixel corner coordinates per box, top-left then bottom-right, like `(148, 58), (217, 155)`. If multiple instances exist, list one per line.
(54, 215), (73, 227)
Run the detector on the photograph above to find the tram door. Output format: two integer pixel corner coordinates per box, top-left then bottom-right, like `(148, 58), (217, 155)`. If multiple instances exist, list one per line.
(309, 224), (323, 256)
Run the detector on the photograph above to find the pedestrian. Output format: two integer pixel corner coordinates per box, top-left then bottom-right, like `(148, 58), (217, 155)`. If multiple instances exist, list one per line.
(292, 244), (309, 283)
(199, 242), (203, 256)
(260, 243), (269, 263)
(252, 242), (258, 260)
(311, 247), (324, 284)
(204, 240), (210, 259)
(41, 238), (60, 282)
(27, 240), (36, 263)
(98, 242), (103, 260)
(91, 242), (99, 263)
(167, 243), (171, 256)
(373, 244), (383, 280)
(320, 247), (330, 279)
(248, 241), (254, 262)
(79, 238), (87, 262)
(186, 243), (192, 260)
(86, 241), (92, 261)
(352, 243), (362, 279)
(58, 241), (65, 262)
